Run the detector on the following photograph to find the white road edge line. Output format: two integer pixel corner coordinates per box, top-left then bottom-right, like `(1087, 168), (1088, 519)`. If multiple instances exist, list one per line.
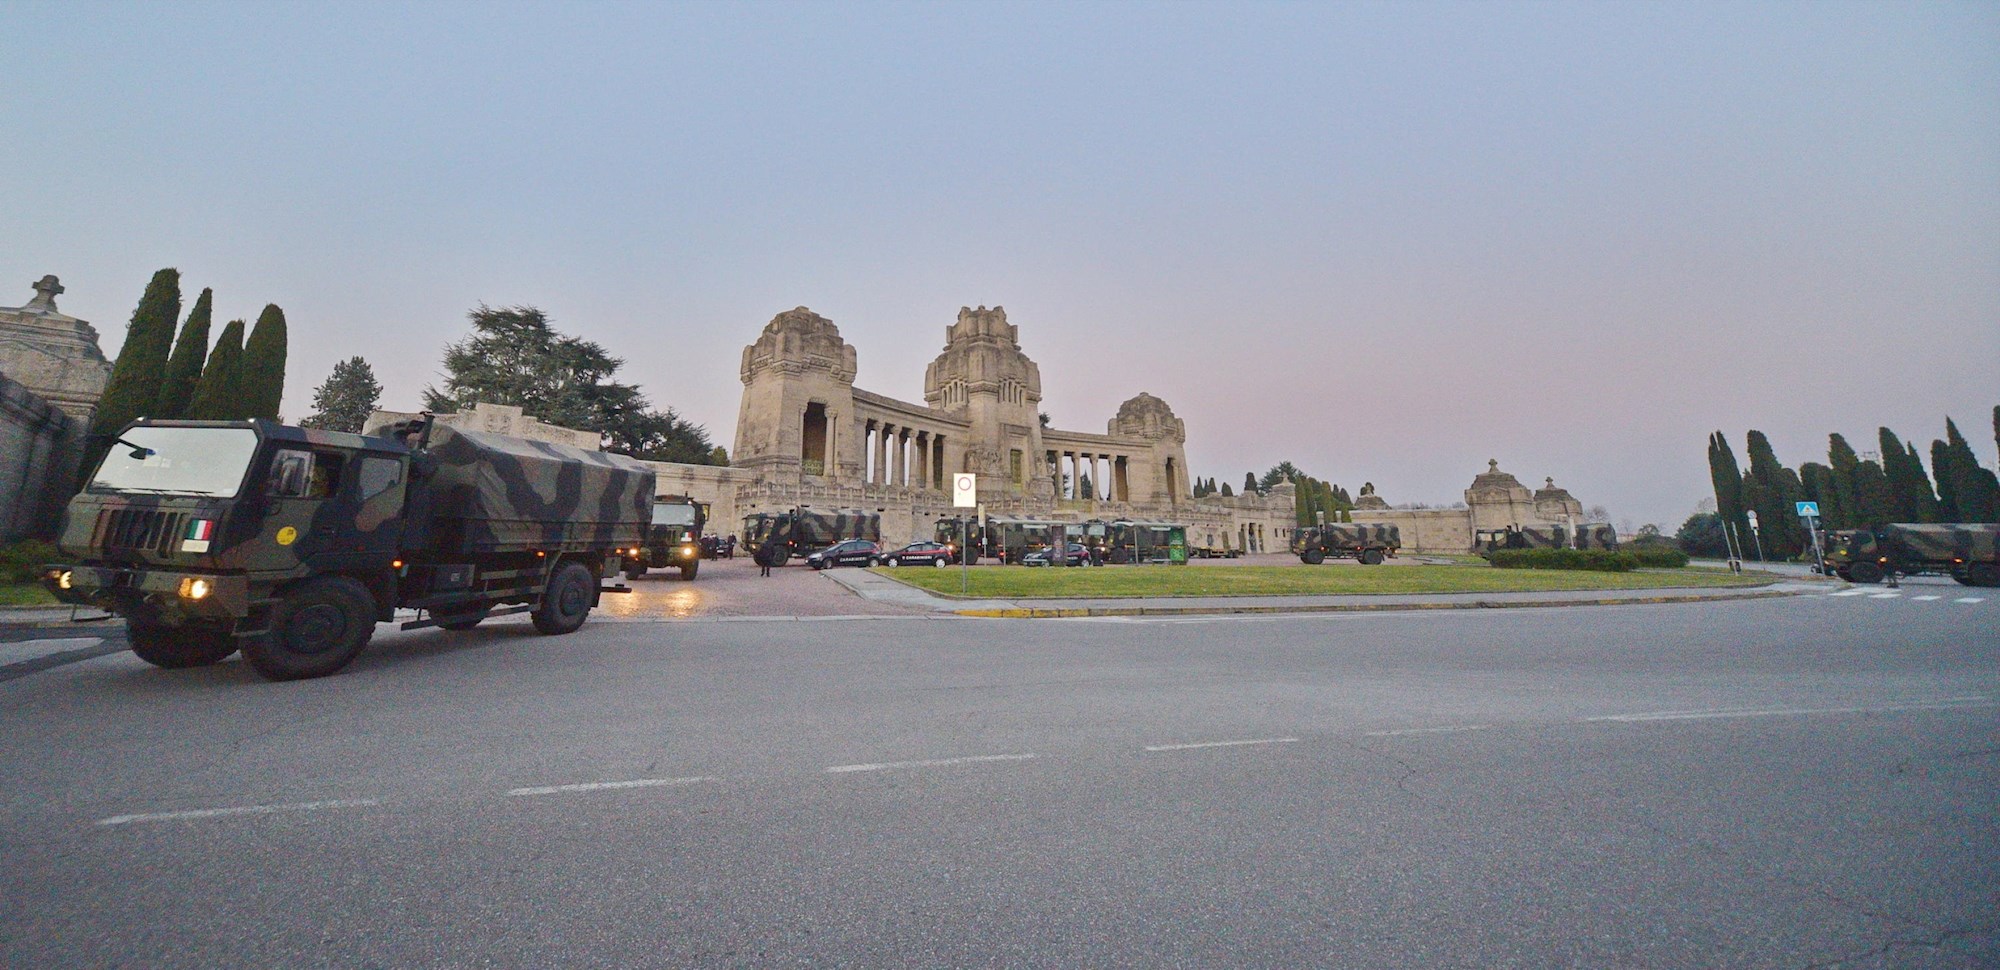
(1364, 725), (1492, 737)
(97, 798), (380, 826)
(1586, 697), (1994, 724)
(506, 776), (715, 797)
(826, 753), (1037, 773)
(1144, 737), (1300, 752)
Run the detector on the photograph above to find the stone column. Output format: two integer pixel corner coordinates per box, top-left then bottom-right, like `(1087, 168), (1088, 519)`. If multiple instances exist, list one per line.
(915, 431), (930, 490)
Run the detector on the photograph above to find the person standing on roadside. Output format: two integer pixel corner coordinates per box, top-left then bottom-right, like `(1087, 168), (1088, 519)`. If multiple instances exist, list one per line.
(755, 537), (777, 577)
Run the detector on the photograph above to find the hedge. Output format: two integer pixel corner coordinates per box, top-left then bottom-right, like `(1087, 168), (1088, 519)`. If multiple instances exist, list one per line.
(1488, 548), (1638, 572)
(0, 540), (57, 585)
(1628, 547), (1690, 568)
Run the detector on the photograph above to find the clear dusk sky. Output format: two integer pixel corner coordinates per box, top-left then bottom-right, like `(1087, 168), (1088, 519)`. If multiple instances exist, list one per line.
(6, 1), (1996, 529)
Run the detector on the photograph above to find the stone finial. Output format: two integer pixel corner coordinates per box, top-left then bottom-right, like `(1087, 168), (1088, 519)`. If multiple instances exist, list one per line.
(1488, 459), (1500, 474)
(26, 275), (63, 312)
(1546, 477), (1555, 488)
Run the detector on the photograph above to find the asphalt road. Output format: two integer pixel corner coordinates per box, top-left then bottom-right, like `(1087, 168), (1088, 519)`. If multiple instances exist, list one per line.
(2, 585), (1995, 968)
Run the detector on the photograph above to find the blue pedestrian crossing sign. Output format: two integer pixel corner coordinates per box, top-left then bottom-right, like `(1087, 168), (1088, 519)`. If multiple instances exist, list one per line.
(1795, 501), (1820, 518)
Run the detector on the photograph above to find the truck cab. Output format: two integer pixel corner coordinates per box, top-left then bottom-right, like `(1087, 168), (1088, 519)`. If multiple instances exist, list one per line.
(627, 496), (706, 580)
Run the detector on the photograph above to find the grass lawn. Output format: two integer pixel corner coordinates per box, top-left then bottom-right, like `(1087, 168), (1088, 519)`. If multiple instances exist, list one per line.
(0, 583), (58, 607)
(873, 563), (1778, 599)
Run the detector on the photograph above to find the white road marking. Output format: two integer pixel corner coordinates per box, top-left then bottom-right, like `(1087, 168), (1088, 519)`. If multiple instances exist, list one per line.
(1869, 592), (1902, 599)
(1911, 595), (1942, 601)
(505, 776), (715, 797)
(825, 753), (1037, 773)
(1586, 697), (1993, 724)
(1144, 737), (1299, 751)
(1957, 597), (1987, 604)
(1827, 590), (1868, 597)
(97, 798), (379, 826)
(0, 637), (105, 666)
(1364, 725), (1492, 737)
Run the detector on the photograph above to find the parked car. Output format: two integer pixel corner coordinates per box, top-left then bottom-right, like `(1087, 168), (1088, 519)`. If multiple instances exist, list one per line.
(1021, 542), (1093, 567)
(805, 539), (881, 570)
(882, 540), (955, 567)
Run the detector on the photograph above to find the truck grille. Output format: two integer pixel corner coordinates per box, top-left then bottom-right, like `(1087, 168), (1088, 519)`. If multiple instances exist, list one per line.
(96, 508), (188, 557)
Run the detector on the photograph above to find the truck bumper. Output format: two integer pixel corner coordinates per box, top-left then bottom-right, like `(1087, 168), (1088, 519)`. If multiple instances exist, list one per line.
(42, 565), (252, 625)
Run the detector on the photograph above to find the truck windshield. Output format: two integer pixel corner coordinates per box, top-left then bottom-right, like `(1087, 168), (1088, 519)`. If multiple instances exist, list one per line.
(89, 426), (259, 497)
(652, 503), (698, 527)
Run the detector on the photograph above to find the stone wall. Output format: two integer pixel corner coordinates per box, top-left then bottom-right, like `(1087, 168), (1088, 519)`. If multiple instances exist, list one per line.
(0, 372), (81, 541)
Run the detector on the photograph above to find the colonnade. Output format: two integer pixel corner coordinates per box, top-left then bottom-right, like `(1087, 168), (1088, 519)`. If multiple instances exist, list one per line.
(861, 417), (947, 490)
(1046, 449), (1131, 503)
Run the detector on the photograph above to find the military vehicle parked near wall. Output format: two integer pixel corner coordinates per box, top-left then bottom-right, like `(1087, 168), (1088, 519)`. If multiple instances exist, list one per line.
(1474, 523), (1619, 555)
(626, 495), (705, 580)
(1823, 523), (1999, 586)
(743, 508), (880, 567)
(1294, 523), (1400, 564)
(44, 417), (654, 680)
(1104, 520), (1189, 564)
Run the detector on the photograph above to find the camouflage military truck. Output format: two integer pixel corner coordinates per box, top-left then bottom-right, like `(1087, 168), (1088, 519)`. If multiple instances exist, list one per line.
(1475, 525), (1569, 555)
(1823, 523), (2000, 586)
(625, 495), (706, 580)
(742, 508), (881, 567)
(43, 417), (654, 681)
(1573, 523), (1620, 551)
(1293, 523), (1400, 565)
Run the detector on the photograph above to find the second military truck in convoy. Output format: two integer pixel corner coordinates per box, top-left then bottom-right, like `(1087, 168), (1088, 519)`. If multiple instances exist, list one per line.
(44, 416), (655, 681)
(1294, 523), (1400, 564)
(625, 495), (706, 580)
(1823, 523), (2000, 586)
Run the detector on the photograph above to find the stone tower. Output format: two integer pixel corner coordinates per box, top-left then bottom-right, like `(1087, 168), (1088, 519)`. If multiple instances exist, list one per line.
(1109, 392), (1190, 505)
(923, 306), (1047, 494)
(734, 307), (859, 482)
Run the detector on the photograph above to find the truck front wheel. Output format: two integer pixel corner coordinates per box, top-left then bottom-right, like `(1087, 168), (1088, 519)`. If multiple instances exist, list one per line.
(624, 562), (647, 581)
(243, 577), (377, 681)
(532, 561), (595, 635)
(1359, 548), (1385, 565)
(1846, 561), (1884, 584)
(128, 622), (237, 669)
(679, 561), (698, 581)
(1968, 563), (1999, 587)
(1301, 548), (1326, 565)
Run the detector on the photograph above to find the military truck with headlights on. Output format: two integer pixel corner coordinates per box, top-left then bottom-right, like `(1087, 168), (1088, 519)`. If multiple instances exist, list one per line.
(623, 495), (706, 580)
(1823, 523), (1999, 586)
(44, 416), (655, 681)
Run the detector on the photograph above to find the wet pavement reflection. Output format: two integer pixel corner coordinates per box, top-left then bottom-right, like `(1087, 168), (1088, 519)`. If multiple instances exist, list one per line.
(594, 555), (928, 620)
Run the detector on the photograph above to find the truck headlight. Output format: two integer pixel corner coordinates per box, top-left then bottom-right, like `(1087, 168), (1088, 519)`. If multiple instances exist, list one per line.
(56, 569), (73, 590)
(178, 577), (212, 601)
(680, 544), (696, 558)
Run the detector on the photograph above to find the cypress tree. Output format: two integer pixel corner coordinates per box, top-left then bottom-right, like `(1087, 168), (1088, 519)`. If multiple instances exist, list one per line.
(1707, 432), (1750, 551)
(155, 287), (213, 419)
(1826, 434), (1865, 530)
(1879, 428), (1942, 522)
(239, 303), (289, 420)
(188, 319), (246, 420)
(1850, 459), (1896, 527)
(1931, 438), (1962, 521)
(1939, 417), (2000, 522)
(1799, 462), (1843, 530)
(1744, 430), (1807, 557)
(88, 268), (182, 465)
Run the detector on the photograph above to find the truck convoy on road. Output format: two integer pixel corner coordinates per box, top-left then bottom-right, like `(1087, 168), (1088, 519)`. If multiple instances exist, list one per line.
(1293, 523), (1400, 564)
(44, 416), (654, 680)
(1823, 523), (1999, 586)
(625, 495), (705, 580)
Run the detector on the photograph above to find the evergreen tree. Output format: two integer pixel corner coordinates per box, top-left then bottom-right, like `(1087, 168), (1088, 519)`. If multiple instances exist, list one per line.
(1826, 434), (1865, 529)
(1675, 512), (1729, 558)
(1850, 459), (1896, 527)
(1936, 417), (2000, 522)
(298, 357), (382, 433)
(426, 304), (717, 462)
(1707, 432), (1750, 553)
(188, 319), (246, 420)
(88, 268), (182, 466)
(709, 446), (729, 466)
(1743, 430), (1806, 558)
(1878, 428), (1941, 522)
(156, 287), (212, 419)
(239, 304), (289, 420)
(1798, 462), (1843, 531)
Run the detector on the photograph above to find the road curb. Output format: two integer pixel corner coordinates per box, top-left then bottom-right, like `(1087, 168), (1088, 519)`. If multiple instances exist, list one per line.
(950, 588), (1800, 618)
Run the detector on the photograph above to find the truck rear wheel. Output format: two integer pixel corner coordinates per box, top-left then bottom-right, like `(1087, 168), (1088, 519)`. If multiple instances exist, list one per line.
(128, 622), (237, 669)
(1359, 548), (1385, 565)
(1968, 563), (2000, 587)
(1846, 561), (1884, 584)
(679, 561), (698, 581)
(1301, 548), (1326, 565)
(532, 561), (595, 635)
(242, 577), (377, 681)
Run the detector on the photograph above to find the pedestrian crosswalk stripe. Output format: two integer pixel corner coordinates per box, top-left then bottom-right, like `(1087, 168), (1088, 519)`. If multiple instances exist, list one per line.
(1957, 597), (1986, 604)
(1911, 595), (1941, 601)
(1868, 592), (1902, 598)
(1828, 590), (1867, 597)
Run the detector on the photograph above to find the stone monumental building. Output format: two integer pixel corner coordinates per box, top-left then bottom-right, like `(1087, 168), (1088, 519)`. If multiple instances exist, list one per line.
(0, 275), (112, 540)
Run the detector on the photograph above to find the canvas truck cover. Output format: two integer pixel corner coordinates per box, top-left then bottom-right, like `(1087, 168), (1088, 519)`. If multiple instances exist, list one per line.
(1313, 523), (1401, 548)
(1882, 523), (1999, 563)
(418, 423), (654, 554)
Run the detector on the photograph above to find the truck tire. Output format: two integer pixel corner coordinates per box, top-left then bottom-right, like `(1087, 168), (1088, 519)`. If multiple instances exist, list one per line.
(1846, 561), (1884, 584)
(128, 622), (237, 669)
(242, 577), (377, 681)
(1359, 548), (1385, 566)
(532, 561), (595, 635)
(679, 561), (698, 581)
(624, 562), (647, 581)
(772, 550), (791, 568)
(1968, 563), (2000, 587)
(1301, 548), (1326, 565)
